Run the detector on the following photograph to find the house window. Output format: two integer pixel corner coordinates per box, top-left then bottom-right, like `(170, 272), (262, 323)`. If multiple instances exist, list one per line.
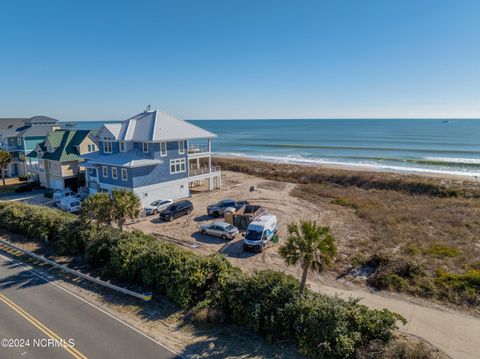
(103, 141), (112, 153)
(160, 142), (167, 157)
(102, 166), (108, 178)
(112, 167), (118, 179)
(17, 138), (22, 146)
(120, 142), (126, 152)
(142, 142), (149, 153)
(87, 144), (96, 152)
(169, 158), (186, 174)
(52, 162), (60, 174)
(121, 168), (128, 181)
(178, 140), (185, 154)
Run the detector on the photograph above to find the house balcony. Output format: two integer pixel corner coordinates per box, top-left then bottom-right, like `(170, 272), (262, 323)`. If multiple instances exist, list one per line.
(188, 165), (221, 180)
(187, 144), (211, 159)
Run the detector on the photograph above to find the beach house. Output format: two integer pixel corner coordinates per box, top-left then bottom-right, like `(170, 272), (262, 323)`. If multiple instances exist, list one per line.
(81, 110), (221, 207)
(0, 116), (59, 177)
(27, 129), (97, 190)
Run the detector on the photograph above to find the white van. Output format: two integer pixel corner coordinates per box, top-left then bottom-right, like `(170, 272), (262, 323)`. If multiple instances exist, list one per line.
(57, 196), (82, 213)
(53, 188), (75, 204)
(243, 214), (278, 252)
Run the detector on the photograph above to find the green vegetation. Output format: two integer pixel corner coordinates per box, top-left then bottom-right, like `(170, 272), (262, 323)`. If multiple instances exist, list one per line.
(331, 197), (358, 209)
(0, 150), (12, 187)
(423, 244), (460, 259)
(81, 190), (142, 230)
(0, 201), (404, 358)
(279, 220), (337, 295)
(220, 156), (480, 309)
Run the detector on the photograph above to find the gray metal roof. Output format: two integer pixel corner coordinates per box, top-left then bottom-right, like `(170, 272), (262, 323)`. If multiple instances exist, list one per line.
(16, 125), (56, 138)
(0, 118), (25, 130)
(81, 149), (164, 168)
(99, 111), (216, 142)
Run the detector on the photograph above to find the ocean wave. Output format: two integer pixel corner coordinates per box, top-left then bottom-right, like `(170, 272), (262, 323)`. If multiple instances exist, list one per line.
(216, 152), (480, 178)
(239, 143), (480, 155)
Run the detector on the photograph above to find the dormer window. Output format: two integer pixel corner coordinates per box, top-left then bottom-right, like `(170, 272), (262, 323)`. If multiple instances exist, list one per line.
(143, 142), (149, 153)
(47, 145), (53, 153)
(103, 141), (112, 153)
(120, 142), (126, 152)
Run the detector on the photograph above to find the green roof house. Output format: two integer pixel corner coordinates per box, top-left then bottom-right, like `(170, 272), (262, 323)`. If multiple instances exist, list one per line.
(27, 129), (97, 190)
(0, 116), (59, 177)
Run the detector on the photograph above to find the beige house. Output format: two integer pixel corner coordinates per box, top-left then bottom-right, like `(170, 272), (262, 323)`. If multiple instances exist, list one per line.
(28, 129), (97, 190)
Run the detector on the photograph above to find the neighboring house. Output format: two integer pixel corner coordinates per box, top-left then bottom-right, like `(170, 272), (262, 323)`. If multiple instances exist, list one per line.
(81, 110), (221, 207)
(27, 130), (97, 190)
(0, 116), (59, 177)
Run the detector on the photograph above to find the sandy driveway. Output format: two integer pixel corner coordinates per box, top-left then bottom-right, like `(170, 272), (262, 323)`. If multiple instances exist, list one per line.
(131, 171), (480, 359)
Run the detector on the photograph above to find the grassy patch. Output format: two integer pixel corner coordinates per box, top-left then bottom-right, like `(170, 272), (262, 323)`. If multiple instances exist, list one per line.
(423, 244), (460, 259)
(331, 197), (358, 209)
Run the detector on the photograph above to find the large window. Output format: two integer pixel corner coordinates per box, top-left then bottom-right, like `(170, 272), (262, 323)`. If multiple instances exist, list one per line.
(160, 142), (167, 157)
(103, 141), (112, 153)
(111, 167), (118, 179)
(178, 140), (185, 154)
(121, 168), (128, 181)
(102, 166), (108, 178)
(142, 142), (149, 153)
(170, 158), (186, 174)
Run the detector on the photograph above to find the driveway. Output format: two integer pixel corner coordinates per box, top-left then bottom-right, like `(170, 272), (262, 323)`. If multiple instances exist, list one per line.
(0, 189), (54, 207)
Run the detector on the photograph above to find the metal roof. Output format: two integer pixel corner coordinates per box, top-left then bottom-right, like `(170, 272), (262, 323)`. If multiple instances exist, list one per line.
(99, 111), (216, 142)
(28, 130), (92, 162)
(81, 149), (164, 168)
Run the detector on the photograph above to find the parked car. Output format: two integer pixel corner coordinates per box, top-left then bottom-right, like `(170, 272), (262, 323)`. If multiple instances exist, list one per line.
(243, 214), (278, 252)
(200, 221), (239, 240)
(57, 196), (82, 213)
(159, 200), (193, 222)
(207, 199), (249, 217)
(144, 199), (173, 215)
(53, 188), (75, 204)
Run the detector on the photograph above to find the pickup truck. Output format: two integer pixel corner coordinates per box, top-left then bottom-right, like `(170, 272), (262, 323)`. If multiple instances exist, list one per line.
(207, 199), (249, 218)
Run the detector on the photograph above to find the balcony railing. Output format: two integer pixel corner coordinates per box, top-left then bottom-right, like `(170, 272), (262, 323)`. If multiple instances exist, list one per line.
(189, 165), (220, 177)
(0, 144), (16, 151)
(188, 144), (210, 155)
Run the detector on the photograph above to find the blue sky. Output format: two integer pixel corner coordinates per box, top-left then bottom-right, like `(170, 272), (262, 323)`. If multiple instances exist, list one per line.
(1, 0), (479, 120)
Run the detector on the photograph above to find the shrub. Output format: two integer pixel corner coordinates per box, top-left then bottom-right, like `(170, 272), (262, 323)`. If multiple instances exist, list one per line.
(0, 201), (403, 358)
(423, 244), (460, 259)
(18, 176), (28, 182)
(331, 197), (358, 209)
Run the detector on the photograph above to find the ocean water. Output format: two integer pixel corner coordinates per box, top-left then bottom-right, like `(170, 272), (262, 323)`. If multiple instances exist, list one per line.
(61, 119), (480, 177)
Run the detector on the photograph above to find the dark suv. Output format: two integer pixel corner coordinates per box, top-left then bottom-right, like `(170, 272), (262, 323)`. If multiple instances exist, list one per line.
(160, 200), (193, 222)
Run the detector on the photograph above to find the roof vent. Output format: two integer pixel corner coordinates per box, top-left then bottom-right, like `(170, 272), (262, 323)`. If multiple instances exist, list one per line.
(145, 105), (151, 112)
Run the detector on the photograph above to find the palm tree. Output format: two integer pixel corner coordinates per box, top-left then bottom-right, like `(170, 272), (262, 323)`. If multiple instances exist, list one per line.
(111, 189), (142, 231)
(80, 192), (115, 227)
(0, 150), (12, 187)
(279, 220), (337, 295)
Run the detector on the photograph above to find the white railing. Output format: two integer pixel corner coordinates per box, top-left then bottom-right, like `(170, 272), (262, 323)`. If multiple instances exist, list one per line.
(188, 144), (210, 154)
(189, 165), (220, 177)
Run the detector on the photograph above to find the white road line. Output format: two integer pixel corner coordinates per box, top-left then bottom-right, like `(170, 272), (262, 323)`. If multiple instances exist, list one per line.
(0, 253), (184, 359)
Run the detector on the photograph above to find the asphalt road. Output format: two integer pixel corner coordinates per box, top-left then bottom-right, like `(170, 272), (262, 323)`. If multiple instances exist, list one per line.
(0, 255), (179, 359)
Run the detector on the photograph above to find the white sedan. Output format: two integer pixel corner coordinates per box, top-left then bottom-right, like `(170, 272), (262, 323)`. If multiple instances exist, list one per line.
(144, 199), (173, 215)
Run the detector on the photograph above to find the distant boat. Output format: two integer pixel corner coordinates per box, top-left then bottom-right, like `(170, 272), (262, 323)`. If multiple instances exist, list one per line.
(442, 120), (450, 123)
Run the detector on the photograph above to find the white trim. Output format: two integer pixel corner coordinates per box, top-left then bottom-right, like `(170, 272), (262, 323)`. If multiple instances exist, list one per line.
(102, 166), (108, 178)
(112, 167), (118, 179)
(160, 142), (167, 157)
(169, 158), (186, 174)
(121, 168), (128, 181)
(103, 141), (112, 154)
(178, 140), (185, 154)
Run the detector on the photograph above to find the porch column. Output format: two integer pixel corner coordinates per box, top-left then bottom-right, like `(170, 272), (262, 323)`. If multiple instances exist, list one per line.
(196, 157), (200, 170)
(208, 138), (211, 152)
